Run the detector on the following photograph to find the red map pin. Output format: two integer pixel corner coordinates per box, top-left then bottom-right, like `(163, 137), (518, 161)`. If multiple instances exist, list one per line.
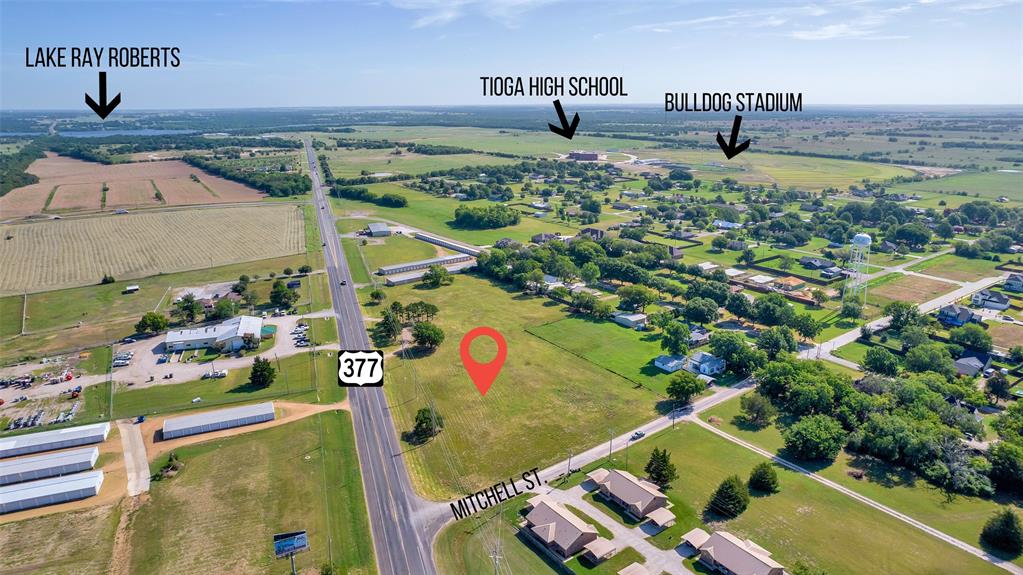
(460, 326), (507, 397)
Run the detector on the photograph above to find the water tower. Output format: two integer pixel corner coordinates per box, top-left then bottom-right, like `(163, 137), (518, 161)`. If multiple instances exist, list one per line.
(843, 233), (872, 305)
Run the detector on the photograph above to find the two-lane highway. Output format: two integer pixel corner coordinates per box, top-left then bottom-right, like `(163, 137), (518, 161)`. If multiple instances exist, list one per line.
(304, 141), (443, 575)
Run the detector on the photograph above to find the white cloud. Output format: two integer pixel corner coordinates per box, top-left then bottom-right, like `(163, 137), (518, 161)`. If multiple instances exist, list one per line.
(389, 0), (558, 28)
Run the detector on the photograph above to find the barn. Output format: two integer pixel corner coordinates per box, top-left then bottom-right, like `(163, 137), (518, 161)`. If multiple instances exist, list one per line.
(0, 470), (104, 514)
(0, 446), (99, 485)
(162, 402), (276, 440)
(0, 422), (110, 459)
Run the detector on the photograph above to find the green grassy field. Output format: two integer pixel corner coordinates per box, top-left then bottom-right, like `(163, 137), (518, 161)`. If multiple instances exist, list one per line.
(330, 182), (578, 245)
(360, 234), (445, 273)
(111, 351), (342, 419)
(907, 254), (1003, 282)
(580, 422), (1002, 574)
(368, 275), (659, 499)
(76, 344), (112, 376)
(317, 126), (659, 157)
(700, 394), (1023, 567)
(129, 410), (374, 575)
(565, 547), (645, 575)
(0, 293), (23, 338)
(320, 147), (518, 177)
(628, 149), (914, 191)
(887, 170), (1022, 202)
(340, 237), (373, 285)
(527, 316), (678, 395)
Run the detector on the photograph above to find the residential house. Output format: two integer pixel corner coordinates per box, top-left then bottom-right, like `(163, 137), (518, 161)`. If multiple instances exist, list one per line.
(1005, 274), (1023, 292)
(654, 355), (686, 373)
(522, 495), (599, 559)
(586, 468), (673, 526)
(850, 188), (873, 198)
(494, 238), (519, 249)
(681, 529), (785, 575)
(689, 324), (711, 346)
(612, 202), (631, 210)
(612, 312), (648, 329)
(799, 256), (835, 270)
(726, 240), (747, 251)
(697, 262), (719, 272)
(667, 246), (686, 260)
(955, 352), (992, 378)
(578, 227), (606, 241)
(971, 289), (1011, 311)
(713, 220), (743, 230)
(531, 232), (561, 244)
(686, 351), (726, 376)
(936, 304), (981, 327)
(820, 266), (844, 279)
(876, 240), (898, 253)
(668, 230), (696, 240)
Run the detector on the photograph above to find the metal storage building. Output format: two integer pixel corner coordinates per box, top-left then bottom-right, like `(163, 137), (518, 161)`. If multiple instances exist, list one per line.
(162, 402), (276, 440)
(0, 470), (104, 514)
(0, 447), (99, 485)
(376, 254), (472, 276)
(0, 422), (110, 459)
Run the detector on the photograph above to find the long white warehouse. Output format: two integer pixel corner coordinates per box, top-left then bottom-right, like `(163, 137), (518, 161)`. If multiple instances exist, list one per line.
(0, 422), (110, 459)
(162, 402), (276, 440)
(0, 447), (99, 485)
(0, 470), (104, 514)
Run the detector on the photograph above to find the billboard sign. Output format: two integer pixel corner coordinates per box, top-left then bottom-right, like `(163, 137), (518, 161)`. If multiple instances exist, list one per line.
(273, 530), (309, 558)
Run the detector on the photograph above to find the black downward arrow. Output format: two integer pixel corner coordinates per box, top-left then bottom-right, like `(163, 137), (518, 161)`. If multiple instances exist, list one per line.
(85, 71), (121, 120)
(716, 114), (751, 159)
(547, 99), (580, 140)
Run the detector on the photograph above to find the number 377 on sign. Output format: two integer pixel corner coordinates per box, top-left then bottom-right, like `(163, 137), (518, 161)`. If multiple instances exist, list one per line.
(337, 350), (385, 387)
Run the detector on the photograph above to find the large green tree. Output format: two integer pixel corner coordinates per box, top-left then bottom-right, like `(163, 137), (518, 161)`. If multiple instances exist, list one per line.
(660, 321), (691, 356)
(707, 475), (749, 518)
(249, 357), (276, 389)
(644, 448), (678, 489)
(135, 311), (169, 334)
(864, 347), (900, 376)
(981, 508), (1023, 554)
(782, 414), (846, 461)
(666, 371), (704, 405)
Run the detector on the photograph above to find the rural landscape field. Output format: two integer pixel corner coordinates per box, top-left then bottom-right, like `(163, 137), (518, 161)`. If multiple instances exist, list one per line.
(1, 1), (1021, 575)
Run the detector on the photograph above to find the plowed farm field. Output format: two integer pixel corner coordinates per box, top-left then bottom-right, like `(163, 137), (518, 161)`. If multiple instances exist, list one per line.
(0, 153), (266, 218)
(0, 205), (305, 294)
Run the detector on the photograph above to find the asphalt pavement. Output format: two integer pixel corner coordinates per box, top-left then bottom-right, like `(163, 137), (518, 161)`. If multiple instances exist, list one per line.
(304, 141), (442, 575)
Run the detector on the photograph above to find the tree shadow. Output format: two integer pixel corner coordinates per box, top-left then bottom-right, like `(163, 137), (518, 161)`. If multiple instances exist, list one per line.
(844, 453), (918, 489)
(398, 346), (439, 359)
(227, 381), (270, 394)
(732, 414), (771, 433)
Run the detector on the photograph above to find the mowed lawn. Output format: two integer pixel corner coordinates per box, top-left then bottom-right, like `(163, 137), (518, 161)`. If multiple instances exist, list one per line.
(330, 182), (578, 245)
(579, 423), (1005, 575)
(366, 275), (659, 499)
(527, 316), (677, 395)
(129, 411), (374, 575)
(907, 254), (1003, 282)
(701, 394), (1023, 567)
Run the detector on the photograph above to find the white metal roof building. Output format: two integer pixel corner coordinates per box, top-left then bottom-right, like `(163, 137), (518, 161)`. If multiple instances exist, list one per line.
(412, 232), (483, 256)
(162, 402), (276, 440)
(367, 222), (391, 236)
(376, 254), (473, 276)
(164, 315), (264, 352)
(0, 422), (110, 459)
(0, 470), (104, 514)
(0, 447), (99, 485)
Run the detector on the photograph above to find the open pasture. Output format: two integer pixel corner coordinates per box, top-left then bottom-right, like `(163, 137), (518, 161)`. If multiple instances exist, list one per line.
(887, 170), (1022, 205)
(627, 148), (914, 191)
(368, 275), (657, 499)
(0, 205), (305, 295)
(330, 182), (578, 245)
(0, 154), (266, 218)
(321, 147), (517, 178)
(316, 125), (658, 157)
(907, 254), (1003, 282)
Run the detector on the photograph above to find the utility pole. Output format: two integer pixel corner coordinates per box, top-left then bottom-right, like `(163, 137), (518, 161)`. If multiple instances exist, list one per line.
(566, 449), (573, 477)
(608, 428), (614, 461)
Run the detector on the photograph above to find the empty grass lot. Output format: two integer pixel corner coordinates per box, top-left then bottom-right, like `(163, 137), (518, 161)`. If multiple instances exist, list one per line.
(887, 170), (1023, 204)
(320, 147), (517, 178)
(866, 272), (958, 307)
(528, 315), (679, 395)
(129, 410), (374, 575)
(330, 182), (578, 245)
(359, 233), (446, 273)
(574, 422), (1004, 575)
(367, 275), (658, 500)
(700, 393), (1023, 568)
(907, 254), (1003, 282)
(0, 501), (122, 574)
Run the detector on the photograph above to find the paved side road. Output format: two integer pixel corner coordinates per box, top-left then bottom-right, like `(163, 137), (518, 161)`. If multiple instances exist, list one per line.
(688, 416), (1023, 575)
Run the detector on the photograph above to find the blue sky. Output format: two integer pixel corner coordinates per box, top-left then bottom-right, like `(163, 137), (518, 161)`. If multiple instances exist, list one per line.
(1, 0), (1020, 109)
